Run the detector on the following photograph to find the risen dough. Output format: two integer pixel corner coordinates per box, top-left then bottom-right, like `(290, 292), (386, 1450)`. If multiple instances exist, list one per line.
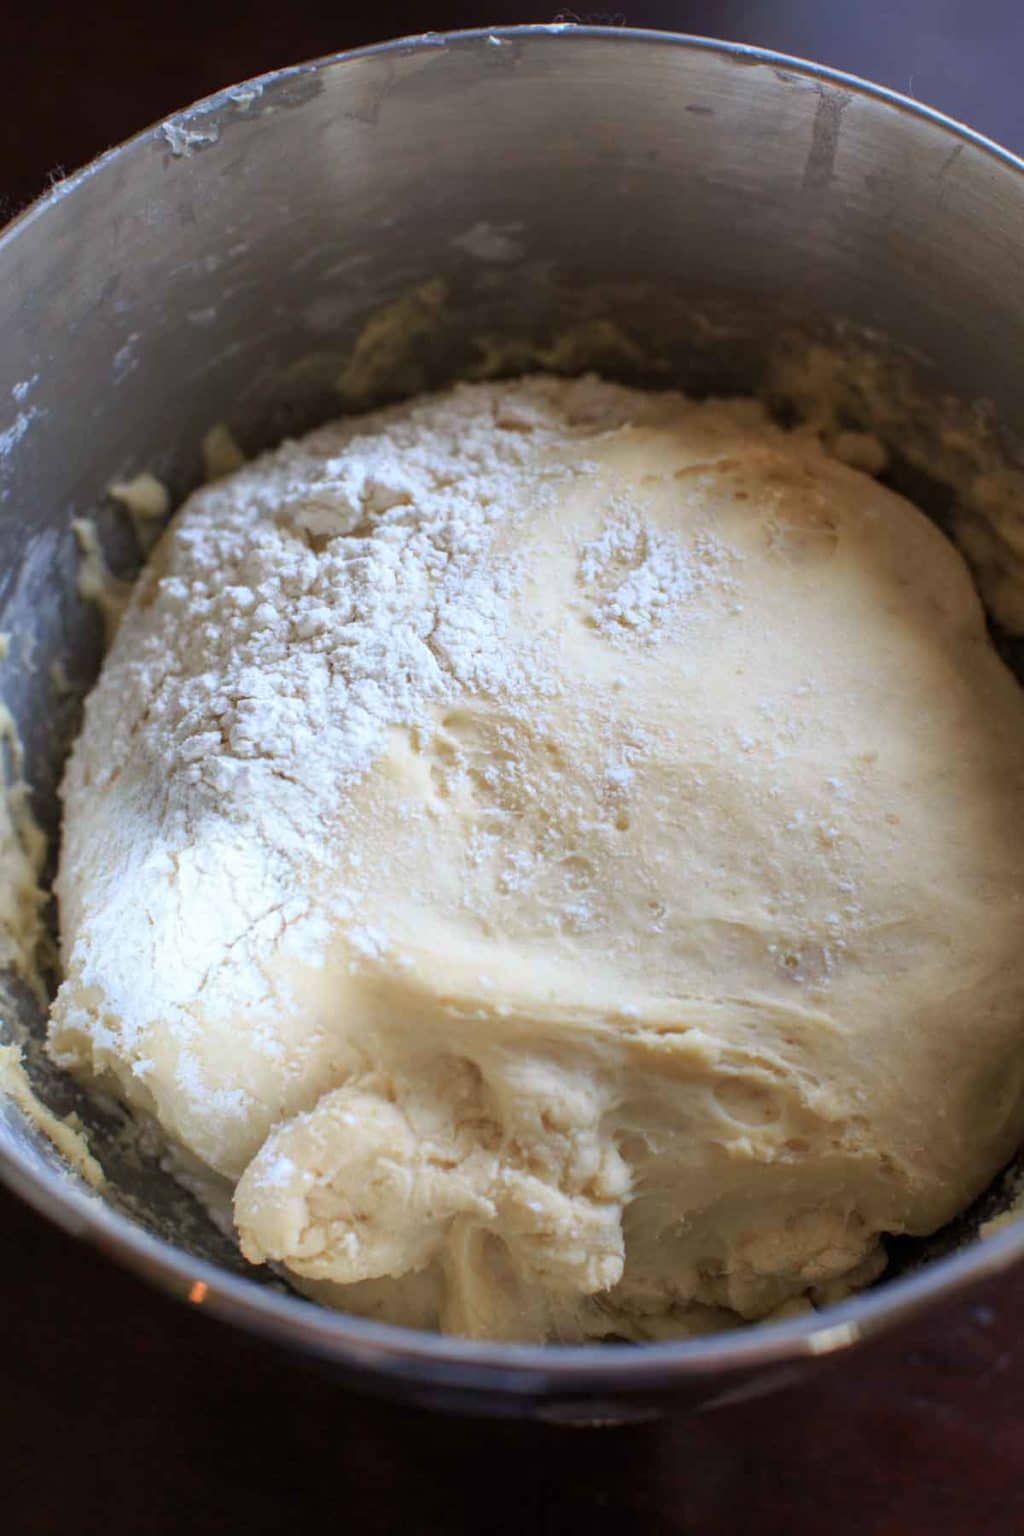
(49, 376), (1024, 1341)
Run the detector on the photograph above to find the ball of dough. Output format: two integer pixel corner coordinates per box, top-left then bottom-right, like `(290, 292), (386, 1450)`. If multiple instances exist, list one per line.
(49, 375), (1024, 1341)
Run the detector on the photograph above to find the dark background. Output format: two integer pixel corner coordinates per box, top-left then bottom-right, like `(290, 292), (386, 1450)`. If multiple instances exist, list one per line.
(5, 4), (1024, 1533)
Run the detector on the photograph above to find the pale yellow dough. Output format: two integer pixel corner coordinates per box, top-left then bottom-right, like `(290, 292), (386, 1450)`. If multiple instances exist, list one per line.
(48, 376), (1024, 1341)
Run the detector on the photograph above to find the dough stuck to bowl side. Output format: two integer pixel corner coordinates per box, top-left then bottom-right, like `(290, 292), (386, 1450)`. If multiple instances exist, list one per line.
(47, 375), (1024, 1342)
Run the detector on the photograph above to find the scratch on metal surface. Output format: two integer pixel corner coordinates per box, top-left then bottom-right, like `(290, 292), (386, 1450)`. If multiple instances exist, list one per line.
(936, 142), (965, 184)
(341, 60), (397, 126)
(802, 86), (851, 194)
(934, 142), (966, 207)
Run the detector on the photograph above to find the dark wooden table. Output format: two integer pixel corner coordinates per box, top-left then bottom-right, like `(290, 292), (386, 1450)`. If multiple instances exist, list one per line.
(6, 1188), (1024, 1535)
(5, 5), (1024, 1531)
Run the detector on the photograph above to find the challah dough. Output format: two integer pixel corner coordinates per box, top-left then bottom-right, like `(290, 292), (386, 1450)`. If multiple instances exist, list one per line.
(48, 375), (1024, 1341)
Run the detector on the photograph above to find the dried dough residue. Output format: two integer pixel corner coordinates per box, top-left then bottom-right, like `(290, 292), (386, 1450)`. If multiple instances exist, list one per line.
(201, 424), (246, 482)
(0, 1043), (104, 1188)
(335, 278), (448, 403)
(110, 471), (171, 554)
(71, 518), (132, 646)
(0, 704), (46, 990)
(768, 338), (1024, 634)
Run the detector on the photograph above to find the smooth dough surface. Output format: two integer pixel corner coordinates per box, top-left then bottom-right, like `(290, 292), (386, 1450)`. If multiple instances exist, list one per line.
(49, 376), (1024, 1341)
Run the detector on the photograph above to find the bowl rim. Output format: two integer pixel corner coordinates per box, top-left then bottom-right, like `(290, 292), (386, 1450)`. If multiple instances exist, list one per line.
(4, 21), (1024, 1395)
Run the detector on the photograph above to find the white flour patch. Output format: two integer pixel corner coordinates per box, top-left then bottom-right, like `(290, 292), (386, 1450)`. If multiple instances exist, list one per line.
(50, 376), (650, 1115)
(579, 502), (734, 641)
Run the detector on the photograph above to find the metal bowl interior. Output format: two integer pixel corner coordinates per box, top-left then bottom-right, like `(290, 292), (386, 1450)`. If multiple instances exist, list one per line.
(4, 26), (1024, 1420)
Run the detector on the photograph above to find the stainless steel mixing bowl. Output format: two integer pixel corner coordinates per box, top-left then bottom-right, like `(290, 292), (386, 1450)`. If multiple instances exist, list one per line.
(4, 26), (1024, 1423)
